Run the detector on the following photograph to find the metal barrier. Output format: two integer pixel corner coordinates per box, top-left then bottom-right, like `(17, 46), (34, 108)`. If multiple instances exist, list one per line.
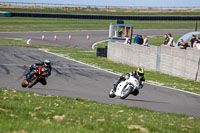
(10, 12), (200, 20)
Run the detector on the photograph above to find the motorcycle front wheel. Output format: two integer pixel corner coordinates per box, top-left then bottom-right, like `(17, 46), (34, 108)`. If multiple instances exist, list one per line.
(28, 74), (38, 88)
(109, 89), (116, 98)
(21, 79), (28, 88)
(120, 86), (133, 99)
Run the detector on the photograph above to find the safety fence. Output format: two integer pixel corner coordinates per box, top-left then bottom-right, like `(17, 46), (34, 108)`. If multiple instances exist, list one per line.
(9, 12), (200, 21)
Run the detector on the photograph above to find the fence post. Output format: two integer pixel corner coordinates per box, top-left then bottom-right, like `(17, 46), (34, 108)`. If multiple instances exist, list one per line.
(195, 57), (200, 81)
(195, 21), (198, 31)
(156, 47), (161, 72)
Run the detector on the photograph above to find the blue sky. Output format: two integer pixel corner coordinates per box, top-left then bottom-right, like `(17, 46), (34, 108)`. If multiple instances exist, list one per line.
(3, 0), (200, 8)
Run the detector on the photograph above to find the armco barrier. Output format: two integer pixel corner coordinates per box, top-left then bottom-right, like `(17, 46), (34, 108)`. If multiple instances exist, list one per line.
(0, 12), (11, 17)
(107, 42), (200, 82)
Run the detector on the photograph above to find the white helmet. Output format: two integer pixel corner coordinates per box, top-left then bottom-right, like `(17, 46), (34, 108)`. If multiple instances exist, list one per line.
(44, 59), (51, 67)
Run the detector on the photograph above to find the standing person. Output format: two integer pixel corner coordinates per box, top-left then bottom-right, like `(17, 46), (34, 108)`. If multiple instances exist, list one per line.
(162, 34), (169, 45)
(142, 35), (149, 46)
(166, 33), (175, 47)
(189, 34), (197, 48)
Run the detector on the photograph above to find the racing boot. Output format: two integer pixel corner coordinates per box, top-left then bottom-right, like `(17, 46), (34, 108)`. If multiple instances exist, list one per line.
(113, 83), (117, 92)
(26, 71), (34, 82)
(113, 76), (125, 92)
(113, 79), (121, 92)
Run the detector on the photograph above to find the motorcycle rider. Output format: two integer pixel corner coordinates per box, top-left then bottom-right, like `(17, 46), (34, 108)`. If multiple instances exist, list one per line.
(26, 59), (52, 85)
(113, 67), (145, 92)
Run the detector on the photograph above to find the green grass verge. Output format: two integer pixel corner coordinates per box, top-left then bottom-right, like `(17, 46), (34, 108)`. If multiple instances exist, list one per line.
(0, 39), (200, 95)
(0, 17), (113, 32)
(96, 34), (181, 47)
(93, 41), (108, 50)
(0, 17), (200, 32)
(2, 7), (200, 16)
(0, 88), (200, 133)
(148, 34), (182, 46)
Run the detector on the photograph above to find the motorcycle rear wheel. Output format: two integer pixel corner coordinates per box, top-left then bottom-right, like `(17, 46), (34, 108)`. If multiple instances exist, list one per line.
(120, 86), (133, 99)
(28, 74), (38, 88)
(132, 89), (139, 96)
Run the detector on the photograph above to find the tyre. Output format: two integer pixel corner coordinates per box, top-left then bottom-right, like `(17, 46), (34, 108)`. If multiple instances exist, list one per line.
(28, 74), (38, 88)
(21, 79), (28, 88)
(132, 89), (139, 96)
(109, 89), (116, 98)
(120, 86), (133, 99)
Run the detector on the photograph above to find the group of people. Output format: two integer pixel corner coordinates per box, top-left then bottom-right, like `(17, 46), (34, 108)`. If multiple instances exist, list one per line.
(163, 33), (200, 50)
(132, 33), (200, 50)
(177, 34), (200, 50)
(133, 34), (149, 46)
(189, 35), (200, 50)
(162, 33), (176, 47)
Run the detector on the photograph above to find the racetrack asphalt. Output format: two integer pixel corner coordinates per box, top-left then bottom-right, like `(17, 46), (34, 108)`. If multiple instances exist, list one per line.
(0, 46), (200, 118)
(0, 29), (194, 49)
(0, 29), (200, 117)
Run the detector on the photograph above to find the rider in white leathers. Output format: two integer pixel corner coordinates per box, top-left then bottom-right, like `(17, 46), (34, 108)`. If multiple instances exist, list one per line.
(113, 67), (145, 92)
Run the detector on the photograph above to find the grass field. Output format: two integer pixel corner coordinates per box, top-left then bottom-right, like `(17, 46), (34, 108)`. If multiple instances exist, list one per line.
(0, 17), (199, 32)
(1, 6), (200, 16)
(1, 15), (200, 132)
(0, 39), (200, 95)
(148, 34), (182, 46)
(0, 88), (200, 133)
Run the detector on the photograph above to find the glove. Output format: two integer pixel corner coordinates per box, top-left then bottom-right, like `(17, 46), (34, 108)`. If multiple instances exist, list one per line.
(139, 81), (144, 89)
(140, 84), (143, 89)
(124, 73), (130, 79)
(30, 64), (38, 69)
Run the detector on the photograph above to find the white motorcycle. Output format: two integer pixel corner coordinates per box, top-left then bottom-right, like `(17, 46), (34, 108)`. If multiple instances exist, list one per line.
(109, 74), (141, 99)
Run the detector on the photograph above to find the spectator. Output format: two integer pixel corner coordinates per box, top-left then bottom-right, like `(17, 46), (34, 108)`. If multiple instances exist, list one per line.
(134, 34), (140, 44)
(196, 43), (200, 50)
(162, 34), (169, 45)
(189, 34), (197, 48)
(118, 27), (123, 37)
(138, 35), (143, 45)
(178, 39), (189, 49)
(142, 35), (149, 46)
(166, 33), (175, 47)
(194, 38), (200, 50)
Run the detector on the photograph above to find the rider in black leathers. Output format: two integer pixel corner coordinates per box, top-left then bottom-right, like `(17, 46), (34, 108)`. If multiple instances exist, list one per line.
(26, 59), (52, 85)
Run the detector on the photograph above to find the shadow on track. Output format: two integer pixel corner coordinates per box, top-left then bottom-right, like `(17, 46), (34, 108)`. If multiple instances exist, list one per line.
(124, 98), (168, 104)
